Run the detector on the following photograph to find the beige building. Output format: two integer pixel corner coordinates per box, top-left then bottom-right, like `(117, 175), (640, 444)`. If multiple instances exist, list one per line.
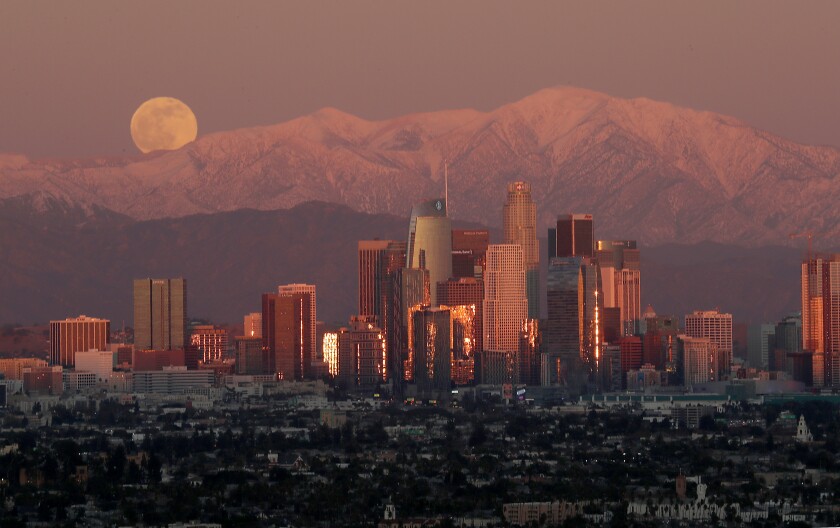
(483, 244), (527, 354)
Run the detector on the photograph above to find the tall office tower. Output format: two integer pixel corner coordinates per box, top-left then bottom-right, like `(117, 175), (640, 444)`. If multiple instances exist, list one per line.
(388, 267), (430, 384)
(407, 199), (452, 307)
(358, 240), (398, 320)
(545, 257), (602, 390)
(442, 303), (478, 386)
(336, 316), (386, 389)
(412, 307), (452, 394)
(677, 335), (718, 386)
(133, 278), (187, 351)
(261, 291), (313, 380)
(747, 324), (776, 370)
(551, 214), (594, 258)
(685, 310), (733, 381)
(801, 255), (840, 387)
(190, 325), (229, 363)
(618, 336), (643, 389)
(451, 229), (489, 279)
(235, 336), (265, 375)
(596, 240), (641, 336)
(641, 305), (680, 370)
(519, 319), (541, 385)
(244, 312), (262, 339)
(378, 241), (407, 379)
(773, 313), (802, 373)
(483, 245), (528, 355)
(438, 277), (484, 363)
(278, 284), (317, 367)
(503, 182), (540, 319)
(49, 316), (110, 367)
(322, 331), (339, 377)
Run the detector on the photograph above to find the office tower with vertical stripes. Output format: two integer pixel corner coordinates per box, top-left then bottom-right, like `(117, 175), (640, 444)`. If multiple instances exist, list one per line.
(133, 278), (187, 351)
(49, 315), (110, 367)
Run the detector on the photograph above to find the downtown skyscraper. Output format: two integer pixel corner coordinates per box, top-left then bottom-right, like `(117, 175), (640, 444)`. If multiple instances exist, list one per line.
(407, 198), (452, 307)
(549, 214), (594, 259)
(801, 254), (840, 387)
(503, 182), (539, 319)
(684, 309), (732, 381)
(596, 240), (641, 337)
(133, 278), (187, 351)
(483, 244), (528, 355)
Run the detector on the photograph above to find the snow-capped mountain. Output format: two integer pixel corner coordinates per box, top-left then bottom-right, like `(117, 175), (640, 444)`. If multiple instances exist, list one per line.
(2, 86), (839, 246)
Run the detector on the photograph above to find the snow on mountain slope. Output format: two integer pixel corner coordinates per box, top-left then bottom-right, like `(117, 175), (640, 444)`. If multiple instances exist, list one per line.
(2, 85), (839, 245)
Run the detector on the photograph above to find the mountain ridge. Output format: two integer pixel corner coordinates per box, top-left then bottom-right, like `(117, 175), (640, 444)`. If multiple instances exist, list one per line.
(2, 85), (839, 246)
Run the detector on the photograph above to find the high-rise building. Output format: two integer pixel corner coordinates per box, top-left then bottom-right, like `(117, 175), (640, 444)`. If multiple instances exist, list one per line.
(801, 255), (840, 387)
(483, 245), (528, 355)
(685, 310), (733, 381)
(336, 316), (387, 389)
(412, 307), (452, 394)
(545, 257), (602, 390)
(235, 336), (265, 375)
(618, 336), (643, 389)
(519, 319), (541, 385)
(50, 316), (110, 367)
(387, 267), (430, 384)
(437, 277), (484, 362)
(359, 240), (398, 320)
(677, 335), (718, 386)
(551, 214), (594, 259)
(378, 241), (408, 379)
(503, 182), (540, 318)
(190, 325), (229, 363)
(747, 324), (775, 370)
(133, 278), (187, 351)
(596, 240), (641, 336)
(278, 284), (317, 366)
(773, 313), (802, 373)
(407, 199), (452, 307)
(244, 312), (262, 339)
(451, 229), (489, 279)
(262, 290), (314, 380)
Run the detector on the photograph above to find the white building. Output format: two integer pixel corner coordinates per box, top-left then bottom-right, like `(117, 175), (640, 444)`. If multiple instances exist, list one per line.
(685, 310), (732, 380)
(75, 349), (114, 383)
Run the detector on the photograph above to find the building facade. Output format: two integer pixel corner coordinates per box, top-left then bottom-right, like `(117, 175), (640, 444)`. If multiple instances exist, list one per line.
(685, 310), (733, 381)
(483, 245), (528, 355)
(503, 182), (540, 318)
(133, 278), (187, 351)
(49, 315), (110, 367)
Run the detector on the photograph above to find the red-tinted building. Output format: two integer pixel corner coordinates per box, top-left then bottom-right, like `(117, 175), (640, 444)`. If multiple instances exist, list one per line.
(262, 291), (314, 380)
(619, 336), (643, 389)
(451, 229), (489, 278)
(132, 348), (188, 371)
(23, 366), (63, 395)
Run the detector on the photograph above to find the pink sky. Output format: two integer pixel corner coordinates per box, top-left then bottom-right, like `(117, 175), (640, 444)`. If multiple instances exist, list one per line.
(2, 0), (839, 158)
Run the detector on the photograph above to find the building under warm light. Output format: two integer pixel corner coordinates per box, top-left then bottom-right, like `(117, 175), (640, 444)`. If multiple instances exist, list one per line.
(483, 245), (528, 357)
(244, 312), (262, 339)
(801, 255), (840, 387)
(503, 181), (540, 319)
(685, 309), (732, 381)
(322, 332), (339, 377)
(190, 325), (229, 363)
(49, 315), (110, 367)
(133, 278), (187, 351)
(413, 307), (451, 394)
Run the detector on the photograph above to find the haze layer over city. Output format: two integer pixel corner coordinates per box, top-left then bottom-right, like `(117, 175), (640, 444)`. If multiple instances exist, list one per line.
(1, 2), (840, 527)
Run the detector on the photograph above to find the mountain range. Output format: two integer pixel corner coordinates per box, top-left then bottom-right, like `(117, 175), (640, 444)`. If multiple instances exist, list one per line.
(2, 86), (839, 246)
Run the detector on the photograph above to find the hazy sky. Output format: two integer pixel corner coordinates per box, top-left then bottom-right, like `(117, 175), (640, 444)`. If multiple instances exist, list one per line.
(2, 1), (839, 158)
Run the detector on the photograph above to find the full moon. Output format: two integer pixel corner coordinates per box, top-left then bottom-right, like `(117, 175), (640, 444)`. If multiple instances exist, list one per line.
(130, 97), (198, 153)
